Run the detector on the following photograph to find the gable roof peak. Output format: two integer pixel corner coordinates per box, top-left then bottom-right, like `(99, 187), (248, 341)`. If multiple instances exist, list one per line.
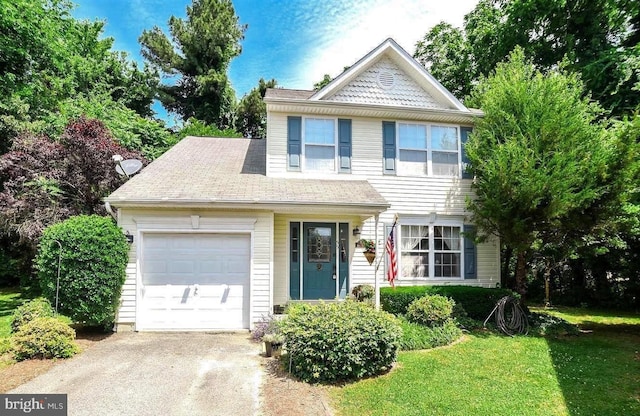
(310, 37), (468, 112)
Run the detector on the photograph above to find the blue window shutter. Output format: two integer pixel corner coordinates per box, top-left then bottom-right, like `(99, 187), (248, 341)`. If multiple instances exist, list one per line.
(287, 116), (302, 170)
(460, 126), (473, 179)
(382, 121), (396, 174)
(463, 225), (477, 279)
(338, 119), (352, 172)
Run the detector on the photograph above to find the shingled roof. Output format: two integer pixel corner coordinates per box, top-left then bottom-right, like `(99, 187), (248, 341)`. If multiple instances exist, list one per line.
(106, 136), (388, 212)
(264, 88), (314, 100)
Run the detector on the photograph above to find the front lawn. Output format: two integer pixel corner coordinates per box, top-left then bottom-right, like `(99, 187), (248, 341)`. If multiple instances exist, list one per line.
(0, 287), (28, 339)
(329, 307), (640, 416)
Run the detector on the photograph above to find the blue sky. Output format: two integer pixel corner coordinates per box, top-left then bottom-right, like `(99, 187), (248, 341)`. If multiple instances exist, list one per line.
(72, 0), (478, 122)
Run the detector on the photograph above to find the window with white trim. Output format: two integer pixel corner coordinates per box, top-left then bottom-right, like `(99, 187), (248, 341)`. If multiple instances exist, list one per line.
(400, 225), (429, 278)
(397, 123), (459, 176)
(399, 224), (462, 279)
(433, 226), (461, 277)
(304, 118), (335, 171)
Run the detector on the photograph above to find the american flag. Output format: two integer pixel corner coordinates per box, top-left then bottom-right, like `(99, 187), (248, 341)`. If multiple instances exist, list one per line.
(386, 217), (398, 288)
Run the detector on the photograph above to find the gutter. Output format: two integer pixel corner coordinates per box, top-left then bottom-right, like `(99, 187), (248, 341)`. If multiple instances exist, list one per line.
(103, 198), (390, 215)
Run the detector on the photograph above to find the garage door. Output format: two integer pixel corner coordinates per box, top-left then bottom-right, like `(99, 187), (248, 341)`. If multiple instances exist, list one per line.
(138, 233), (250, 330)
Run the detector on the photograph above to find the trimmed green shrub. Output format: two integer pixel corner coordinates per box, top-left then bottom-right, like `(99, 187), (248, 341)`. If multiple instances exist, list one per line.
(281, 301), (402, 383)
(406, 295), (454, 327)
(35, 215), (129, 327)
(381, 285), (516, 320)
(10, 298), (54, 333)
(351, 284), (375, 304)
(398, 317), (462, 350)
(11, 317), (79, 360)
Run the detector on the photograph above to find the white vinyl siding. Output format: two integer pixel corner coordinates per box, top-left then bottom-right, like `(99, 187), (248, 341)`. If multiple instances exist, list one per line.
(265, 111), (500, 289)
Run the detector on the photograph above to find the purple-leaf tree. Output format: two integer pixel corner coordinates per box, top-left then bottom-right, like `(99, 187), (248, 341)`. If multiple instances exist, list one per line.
(0, 117), (146, 246)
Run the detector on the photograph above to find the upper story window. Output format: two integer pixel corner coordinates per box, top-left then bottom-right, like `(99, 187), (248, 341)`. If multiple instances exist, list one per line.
(288, 116), (352, 173)
(304, 118), (335, 171)
(397, 122), (459, 177)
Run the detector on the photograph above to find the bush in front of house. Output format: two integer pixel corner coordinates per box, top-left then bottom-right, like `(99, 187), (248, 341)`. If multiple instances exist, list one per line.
(11, 317), (79, 361)
(35, 215), (129, 327)
(280, 301), (402, 383)
(10, 298), (55, 333)
(381, 285), (516, 320)
(406, 294), (455, 327)
(398, 317), (462, 350)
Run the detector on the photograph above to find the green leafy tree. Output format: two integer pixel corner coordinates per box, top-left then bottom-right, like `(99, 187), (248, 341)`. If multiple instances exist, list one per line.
(175, 118), (242, 141)
(414, 0), (640, 116)
(0, 117), (144, 246)
(139, 0), (246, 128)
(313, 74), (333, 90)
(235, 78), (276, 138)
(414, 22), (473, 99)
(465, 48), (635, 294)
(0, 0), (158, 149)
(44, 92), (173, 160)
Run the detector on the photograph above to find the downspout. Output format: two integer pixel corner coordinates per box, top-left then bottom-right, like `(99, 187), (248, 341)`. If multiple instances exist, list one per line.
(104, 201), (117, 221)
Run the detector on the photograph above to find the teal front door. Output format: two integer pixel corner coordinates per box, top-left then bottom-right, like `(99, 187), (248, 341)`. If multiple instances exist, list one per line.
(303, 223), (336, 299)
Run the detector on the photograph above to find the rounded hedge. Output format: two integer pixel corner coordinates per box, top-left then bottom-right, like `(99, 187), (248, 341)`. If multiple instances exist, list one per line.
(280, 301), (402, 383)
(10, 298), (54, 333)
(406, 294), (454, 327)
(35, 215), (129, 327)
(11, 317), (78, 361)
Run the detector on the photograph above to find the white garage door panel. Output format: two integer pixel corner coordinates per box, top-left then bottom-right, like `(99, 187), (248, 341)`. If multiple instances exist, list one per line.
(139, 233), (250, 330)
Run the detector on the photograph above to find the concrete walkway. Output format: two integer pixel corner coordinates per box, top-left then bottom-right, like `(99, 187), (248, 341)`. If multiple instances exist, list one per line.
(10, 332), (263, 416)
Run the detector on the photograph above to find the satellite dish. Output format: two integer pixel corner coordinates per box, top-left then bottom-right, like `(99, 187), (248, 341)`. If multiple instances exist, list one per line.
(115, 159), (143, 177)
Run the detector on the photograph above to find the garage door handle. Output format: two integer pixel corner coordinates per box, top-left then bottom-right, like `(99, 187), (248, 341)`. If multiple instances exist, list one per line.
(193, 284), (199, 296)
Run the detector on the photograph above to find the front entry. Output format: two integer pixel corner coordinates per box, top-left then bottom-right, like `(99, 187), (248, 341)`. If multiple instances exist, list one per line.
(290, 222), (349, 300)
(303, 223), (336, 299)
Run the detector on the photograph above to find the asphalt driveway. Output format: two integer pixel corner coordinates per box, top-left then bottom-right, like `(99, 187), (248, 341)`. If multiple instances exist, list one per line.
(10, 332), (263, 416)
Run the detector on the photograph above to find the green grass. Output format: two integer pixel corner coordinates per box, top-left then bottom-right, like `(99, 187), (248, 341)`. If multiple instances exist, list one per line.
(330, 307), (640, 416)
(0, 287), (29, 339)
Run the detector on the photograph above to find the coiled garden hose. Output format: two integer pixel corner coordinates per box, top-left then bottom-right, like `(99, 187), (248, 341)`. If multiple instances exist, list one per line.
(483, 296), (529, 336)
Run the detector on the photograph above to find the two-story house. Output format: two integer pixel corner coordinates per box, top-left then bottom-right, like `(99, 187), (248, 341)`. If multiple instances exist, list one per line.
(106, 38), (500, 332)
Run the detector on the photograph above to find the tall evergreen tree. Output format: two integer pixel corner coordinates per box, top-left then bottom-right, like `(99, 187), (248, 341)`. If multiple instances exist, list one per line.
(465, 48), (636, 294)
(235, 78), (276, 139)
(139, 0), (246, 128)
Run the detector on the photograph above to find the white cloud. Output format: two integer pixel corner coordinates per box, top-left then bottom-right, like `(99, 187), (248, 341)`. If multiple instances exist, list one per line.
(290, 0), (478, 89)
